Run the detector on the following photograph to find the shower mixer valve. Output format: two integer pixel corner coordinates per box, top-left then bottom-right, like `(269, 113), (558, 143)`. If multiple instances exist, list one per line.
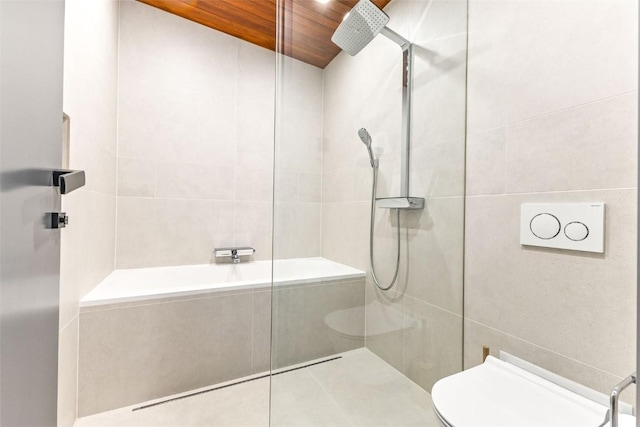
(213, 247), (255, 263)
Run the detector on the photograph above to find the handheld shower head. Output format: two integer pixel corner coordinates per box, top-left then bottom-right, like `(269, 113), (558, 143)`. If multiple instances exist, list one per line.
(358, 128), (377, 168)
(358, 128), (372, 147)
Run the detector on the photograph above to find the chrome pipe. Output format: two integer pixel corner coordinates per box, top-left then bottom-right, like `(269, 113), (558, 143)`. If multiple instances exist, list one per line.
(610, 372), (636, 427)
(399, 43), (413, 197)
(379, 26), (410, 51)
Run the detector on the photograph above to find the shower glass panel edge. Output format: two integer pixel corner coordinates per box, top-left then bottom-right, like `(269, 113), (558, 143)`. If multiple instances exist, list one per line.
(271, 1), (468, 425)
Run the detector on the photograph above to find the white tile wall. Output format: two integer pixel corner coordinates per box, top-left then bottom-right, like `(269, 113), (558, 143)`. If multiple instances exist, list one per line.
(465, 0), (638, 398)
(466, 0), (637, 134)
(59, 0), (119, 425)
(116, 2), (324, 268)
(504, 93), (637, 193)
(116, 198), (235, 268)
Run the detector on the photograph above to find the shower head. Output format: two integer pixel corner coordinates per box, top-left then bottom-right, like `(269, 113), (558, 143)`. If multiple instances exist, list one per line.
(332, 0), (411, 55)
(331, 0), (390, 56)
(358, 127), (372, 147)
(358, 128), (377, 168)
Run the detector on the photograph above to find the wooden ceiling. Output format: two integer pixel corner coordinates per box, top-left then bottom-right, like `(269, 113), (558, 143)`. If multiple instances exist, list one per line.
(137, 0), (392, 68)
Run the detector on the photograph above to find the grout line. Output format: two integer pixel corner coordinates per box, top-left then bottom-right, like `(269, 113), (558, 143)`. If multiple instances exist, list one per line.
(59, 313), (79, 335)
(115, 195), (322, 204)
(502, 126), (508, 194)
(466, 187), (638, 198)
(113, 0), (122, 275)
(461, 0), (471, 377)
(250, 291), (255, 373)
(469, 90), (638, 135)
(466, 318), (629, 380)
(403, 293), (464, 319)
(305, 363), (357, 427)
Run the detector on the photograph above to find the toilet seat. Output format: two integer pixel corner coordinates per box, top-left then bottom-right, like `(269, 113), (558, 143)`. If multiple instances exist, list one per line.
(431, 356), (623, 427)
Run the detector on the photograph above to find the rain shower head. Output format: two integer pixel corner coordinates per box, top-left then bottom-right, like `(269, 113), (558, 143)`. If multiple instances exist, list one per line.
(331, 0), (390, 56)
(331, 0), (411, 55)
(358, 128), (377, 168)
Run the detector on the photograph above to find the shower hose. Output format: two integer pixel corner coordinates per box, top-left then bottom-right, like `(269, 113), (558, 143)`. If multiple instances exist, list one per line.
(369, 165), (401, 291)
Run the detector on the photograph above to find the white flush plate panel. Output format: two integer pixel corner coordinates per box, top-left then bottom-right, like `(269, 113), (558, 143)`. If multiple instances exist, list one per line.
(520, 203), (605, 253)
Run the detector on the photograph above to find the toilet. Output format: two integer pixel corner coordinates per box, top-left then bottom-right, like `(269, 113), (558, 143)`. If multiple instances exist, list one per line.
(431, 354), (636, 427)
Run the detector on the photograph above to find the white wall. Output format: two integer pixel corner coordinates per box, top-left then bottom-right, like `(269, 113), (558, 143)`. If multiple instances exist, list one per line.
(59, 0), (120, 425)
(273, 55), (324, 260)
(464, 0), (638, 400)
(322, 0), (468, 391)
(115, 1), (323, 269)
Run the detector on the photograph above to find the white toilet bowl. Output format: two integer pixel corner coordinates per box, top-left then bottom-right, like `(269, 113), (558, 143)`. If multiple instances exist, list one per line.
(431, 355), (635, 427)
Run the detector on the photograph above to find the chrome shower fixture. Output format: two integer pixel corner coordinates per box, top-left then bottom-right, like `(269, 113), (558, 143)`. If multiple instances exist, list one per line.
(331, 0), (409, 55)
(358, 128), (377, 168)
(332, 0), (421, 207)
(335, 1), (426, 292)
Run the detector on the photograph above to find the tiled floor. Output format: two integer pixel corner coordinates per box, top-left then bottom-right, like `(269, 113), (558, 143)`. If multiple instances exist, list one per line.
(75, 348), (441, 427)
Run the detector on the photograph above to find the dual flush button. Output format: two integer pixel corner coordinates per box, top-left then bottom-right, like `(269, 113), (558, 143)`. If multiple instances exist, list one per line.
(530, 213), (589, 242)
(520, 203), (605, 253)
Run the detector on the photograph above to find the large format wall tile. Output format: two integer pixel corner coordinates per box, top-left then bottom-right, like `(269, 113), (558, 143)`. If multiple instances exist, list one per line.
(271, 280), (365, 368)
(118, 75), (237, 166)
(467, 0), (638, 133)
(410, 140), (465, 198)
(234, 201), (273, 261)
(155, 161), (235, 201)
(465, 127), (506, 196)
(411, 23), (468, 149)
(58, 317), (79, 427)
(117, 1), (323, 269)
(465, 190), (636, 378)
(237, 99), (275, 172)
(273, 202), (322, 259)
(117, 157), (155, 198)
(278, 55), (324, 115)
(364, 283), (463, 392)
(116, 198), (235, 268)
(253, 290), (272, 374)
(118, 1), (239, 98)
(404, 197), (464, 315)
(505, 93), (637, 193)
(403, 295), (463, 392)
(78, 280), (363, 416)
(78, 293), (254, 416)
(321, 202), (370, 272)
(465, 0), (637, 397)
(61, 1), (120, 423)
(61, 191), (116, 306)
(364, 284), (405, 373)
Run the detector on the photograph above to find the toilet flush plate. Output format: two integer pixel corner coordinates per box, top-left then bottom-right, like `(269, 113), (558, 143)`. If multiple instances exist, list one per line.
(520, 203), (605, 253)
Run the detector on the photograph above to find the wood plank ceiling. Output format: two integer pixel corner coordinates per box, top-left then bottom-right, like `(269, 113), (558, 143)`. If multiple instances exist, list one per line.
(137, 0), (392, 68)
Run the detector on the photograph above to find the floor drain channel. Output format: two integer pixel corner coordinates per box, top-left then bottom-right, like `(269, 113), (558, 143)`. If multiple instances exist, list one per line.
(133, 356), (342, 412)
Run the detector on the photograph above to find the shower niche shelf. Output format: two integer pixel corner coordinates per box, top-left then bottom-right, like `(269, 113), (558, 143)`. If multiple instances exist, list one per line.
(376, 197), (425, 210)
